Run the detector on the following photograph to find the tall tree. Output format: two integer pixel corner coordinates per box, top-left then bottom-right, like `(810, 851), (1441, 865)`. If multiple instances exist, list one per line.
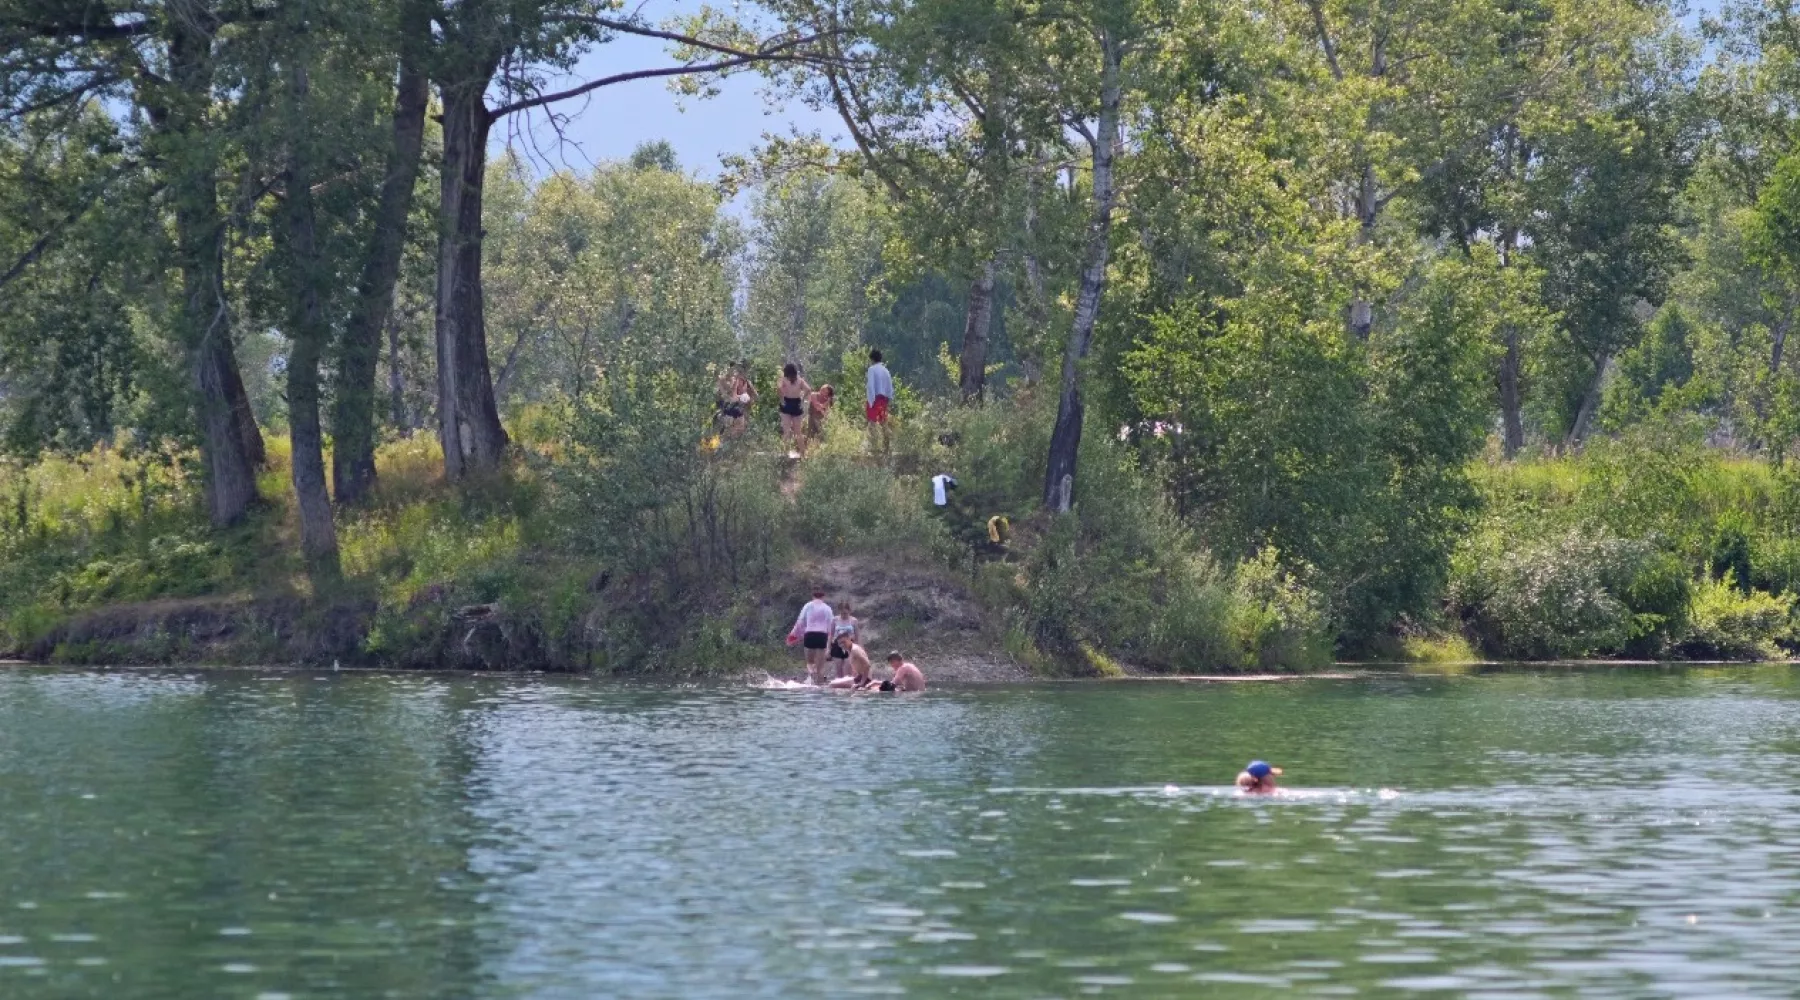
(331, 0), (432, 506)
(420, 4), (839, 480)
(0, 1), (272, 525)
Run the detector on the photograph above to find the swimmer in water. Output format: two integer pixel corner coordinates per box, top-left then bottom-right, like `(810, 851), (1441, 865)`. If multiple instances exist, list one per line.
(1235, 760), (1282, 794)
(880, 651), (925, 692)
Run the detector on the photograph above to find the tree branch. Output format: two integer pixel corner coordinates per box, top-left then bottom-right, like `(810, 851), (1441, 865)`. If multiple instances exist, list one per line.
(487, 32), (835, 119)
(1305, 0), (1344, 82)
(2, 72), (119, 121)
(564, 15), (843, 64)
(6, 13), (155, 42)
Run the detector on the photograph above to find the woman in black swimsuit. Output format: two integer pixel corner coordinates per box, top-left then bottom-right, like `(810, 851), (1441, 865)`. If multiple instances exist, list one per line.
(777, 363), (812, 458)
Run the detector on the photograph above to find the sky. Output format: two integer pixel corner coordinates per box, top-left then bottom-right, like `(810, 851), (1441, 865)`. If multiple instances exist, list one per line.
(493, 7), (843, 181)
(497, 0), (1729, 181)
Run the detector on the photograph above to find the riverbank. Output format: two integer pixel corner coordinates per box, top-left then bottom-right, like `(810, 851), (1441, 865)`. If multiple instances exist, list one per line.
(0, 404), (1343, 677)
(11, 403), (1800, 673)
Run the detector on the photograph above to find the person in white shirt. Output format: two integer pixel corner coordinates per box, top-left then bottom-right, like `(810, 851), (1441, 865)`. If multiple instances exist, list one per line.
(787, 589), (835, 684)
(864, 349), (893, 455)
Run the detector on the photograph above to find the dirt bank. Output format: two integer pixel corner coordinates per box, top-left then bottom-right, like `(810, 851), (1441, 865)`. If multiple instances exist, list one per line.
(748, 553), (1031, 684)
(13, 550), (1037, 680)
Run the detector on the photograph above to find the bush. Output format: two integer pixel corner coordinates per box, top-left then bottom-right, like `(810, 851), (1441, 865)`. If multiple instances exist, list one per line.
(1678, 574), (1795, 660)
(1014, 432), (1251, 672)
(1450, 529), (1650, 659)
(1621, 550), (1692, 657)
(792, 454), (946, 556)
(1227, 547), (1331, 670)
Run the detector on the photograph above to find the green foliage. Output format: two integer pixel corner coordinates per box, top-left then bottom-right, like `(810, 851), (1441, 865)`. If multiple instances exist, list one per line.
(792, 455), (947, 556)
(1709, 511), (1755, 593)
(1450, 529), (1649, 660)
(1013, 432), (1265, 672)
(1679, 573), (1795, 660)
(1227, 548), (1331, 671)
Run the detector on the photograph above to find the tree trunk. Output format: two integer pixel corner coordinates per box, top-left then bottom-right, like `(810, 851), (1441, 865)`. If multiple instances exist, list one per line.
(387, 312), (409, 432)
(958, 258), (997, 403)
(332, 3), (430, 505)
(1773, 310), (1793, 375)
(1018, 169), (1049, 386)
(785, 274), (807, 364)
(435, 78), (509, 480)
(1042, 33), (1122, 513)
(1564, 353), (1610, 452)
(278, 61), (341, 577)
(224, 348), (265, 468)
(157, 19), (260, 526)
(1499, 325), (1525, 459)
(1348, 164), (1378, 340)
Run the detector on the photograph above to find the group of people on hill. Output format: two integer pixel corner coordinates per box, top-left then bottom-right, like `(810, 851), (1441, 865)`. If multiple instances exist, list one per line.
(788, 589), (925, 692)
(714, 350), (895, 458)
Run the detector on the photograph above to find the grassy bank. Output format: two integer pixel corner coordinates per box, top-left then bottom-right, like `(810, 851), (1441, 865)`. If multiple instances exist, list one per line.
(0, 395), (1330, 674)
(1445, 422), (1800, 661)
(11, 402), (1791, 672)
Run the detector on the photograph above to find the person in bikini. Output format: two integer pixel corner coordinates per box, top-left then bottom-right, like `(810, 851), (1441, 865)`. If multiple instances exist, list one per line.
(777, 363), (813, 458)
(787, 589), (834, 684)
(715, 361), (754, 437)
(827, 602), (861, 678)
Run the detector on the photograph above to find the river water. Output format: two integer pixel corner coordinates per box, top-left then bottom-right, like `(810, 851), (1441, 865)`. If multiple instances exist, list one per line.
(2, 667), (1800, 998)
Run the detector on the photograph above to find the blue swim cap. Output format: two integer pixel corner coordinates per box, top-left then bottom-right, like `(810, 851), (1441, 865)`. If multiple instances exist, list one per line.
(1246, 760), (1274, 778)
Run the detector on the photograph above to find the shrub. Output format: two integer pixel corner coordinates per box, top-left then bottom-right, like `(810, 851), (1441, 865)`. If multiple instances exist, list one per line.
(1709, 511), (1754, 593)
(1227, 547), (1331, 670)
(792, 454), (944, 555)
(1678, 574), (1795, 660)
(1015, 433), (1250, 672)
(1620, 550), (1692, 657)
(1450, 529), (1650, 660)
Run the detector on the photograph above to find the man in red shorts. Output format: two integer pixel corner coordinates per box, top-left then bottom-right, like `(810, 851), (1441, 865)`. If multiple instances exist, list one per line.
(865, 349), (893, 455)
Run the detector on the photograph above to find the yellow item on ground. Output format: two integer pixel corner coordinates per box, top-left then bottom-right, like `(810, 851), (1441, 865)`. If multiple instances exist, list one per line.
(987, 515), (1010, 544)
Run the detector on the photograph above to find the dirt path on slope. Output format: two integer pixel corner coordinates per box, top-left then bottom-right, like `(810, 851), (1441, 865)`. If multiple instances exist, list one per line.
(765, 553), (1030, 684)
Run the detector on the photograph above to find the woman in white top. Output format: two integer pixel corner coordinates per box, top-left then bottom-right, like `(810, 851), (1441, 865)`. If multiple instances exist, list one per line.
(788, 590), (835, 684)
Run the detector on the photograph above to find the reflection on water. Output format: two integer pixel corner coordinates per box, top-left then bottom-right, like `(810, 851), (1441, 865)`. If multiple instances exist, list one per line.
(3, 667), (1800, 996)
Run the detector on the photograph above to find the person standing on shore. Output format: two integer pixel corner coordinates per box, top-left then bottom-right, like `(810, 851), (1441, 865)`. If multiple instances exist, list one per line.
(808, 384), (835, 440)
(787, 590), (835, 684)
(865, 349), (893, 456)
(828, 602), (861, 678)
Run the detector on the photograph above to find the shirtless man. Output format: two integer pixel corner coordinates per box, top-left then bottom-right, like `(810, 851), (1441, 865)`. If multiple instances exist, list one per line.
(825, 637), (875, 689)
(880, 651), (925, 692)
(1235, 760), (1282, 794)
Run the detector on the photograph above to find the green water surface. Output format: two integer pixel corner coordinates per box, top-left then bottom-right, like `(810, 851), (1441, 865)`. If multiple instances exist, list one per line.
(3, 666), (1800, 998)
